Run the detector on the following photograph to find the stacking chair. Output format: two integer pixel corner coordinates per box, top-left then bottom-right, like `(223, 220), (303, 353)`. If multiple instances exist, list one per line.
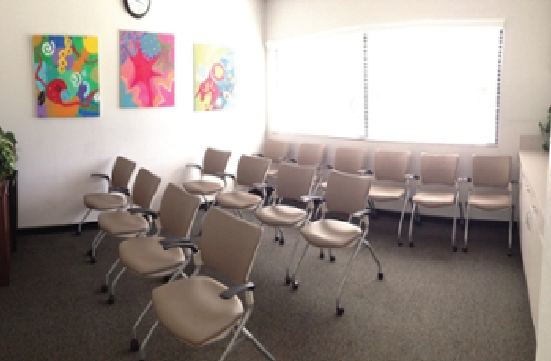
(255, 162), (317, 247)
(270, 143), (325, 189)
(182, 147), (232, 209)
(288, 170), (383, 316)
(135, 207), (275, 361)
(100, 183), (201, 306)
(319, 146), (367, 191)
(214, 155), (272, 218)
(256, 138), (291, 180)
(409, 153), (463, 251)
(462, 155), (514, 255)
(366, 150), (412, 245)
(78, 156), (136, 235)
(88, 168), (161, 263)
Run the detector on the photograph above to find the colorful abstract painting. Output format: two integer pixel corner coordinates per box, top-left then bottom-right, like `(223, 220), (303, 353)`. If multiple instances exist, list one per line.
(120, 31), (175, 108)
(33, 35), (100, 118)
(194, 44), (235, 111)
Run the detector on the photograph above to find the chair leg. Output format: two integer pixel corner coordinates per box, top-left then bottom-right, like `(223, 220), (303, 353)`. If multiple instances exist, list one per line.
(131, 299), (153, 352)
(463, 203), (470, 253)
(397, 193), (408, 243)
(319, 248), (325, 259)
(77, 209), (92, 235)
(285, 238), (303, 285)
(452, 199), (458, 252)
(102, 258), (121, 293)
(328, 248), (336, 262)
(508, 205), (514, 257)
(90, 231), (106, 263)
(242, 327), (276, 361)
(139, 319), (158, 361)
(335, 241), (363, 316)
(407, 203), (417, 247)
(107, 266), (126, 304)
(290, 243), (310, 290)
(364, 240), (383, 280)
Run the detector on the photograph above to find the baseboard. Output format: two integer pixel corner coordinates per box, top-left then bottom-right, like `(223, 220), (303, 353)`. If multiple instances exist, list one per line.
(17, 222), (99, 236)
(373, 209), (517, 228)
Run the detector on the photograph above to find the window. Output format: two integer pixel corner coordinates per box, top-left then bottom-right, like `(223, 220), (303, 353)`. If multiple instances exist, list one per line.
(267, 22), (504, 145)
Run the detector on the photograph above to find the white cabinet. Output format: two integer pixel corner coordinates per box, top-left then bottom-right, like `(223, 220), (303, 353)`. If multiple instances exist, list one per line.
(519, 151), (548, 340)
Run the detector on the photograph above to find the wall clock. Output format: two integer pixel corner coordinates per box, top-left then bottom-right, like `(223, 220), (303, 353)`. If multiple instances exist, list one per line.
(123, 0), (151, 19)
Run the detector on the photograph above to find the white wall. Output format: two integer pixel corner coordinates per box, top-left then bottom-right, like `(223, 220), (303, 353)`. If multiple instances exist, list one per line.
(0, 0), (266, 227)
(265, 0), (551, 220)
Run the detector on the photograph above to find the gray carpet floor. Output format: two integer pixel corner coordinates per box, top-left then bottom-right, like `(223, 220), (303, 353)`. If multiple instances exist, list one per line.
(0, 213), (536, 361)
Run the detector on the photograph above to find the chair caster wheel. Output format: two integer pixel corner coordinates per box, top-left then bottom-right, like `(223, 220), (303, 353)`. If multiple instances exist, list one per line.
(107, 295), (115, 305)
(378, 273), (383, 280)
(163, 275), (171, 283)
(453, 246), (458, 252)
(89, 256), (96, 264)
(285, 275), (291, 285)
(100, 284), (108, 293)
(319, 251), (325, 259)
(130, 338), (140, 352)
(336, 307), (344, 316)
(274, 236), (279, 243)
(409, 242), (414, 248)
(279, 238), (285, 246)
(329, 255), (336, 263)
(86, 249), (92, 257)
(462, 247), (468, 253)
(76, 230), (82, 236)
(508, 251), (513, 257)
(291, 281), (299, 290)
(398, 241), (403, 247)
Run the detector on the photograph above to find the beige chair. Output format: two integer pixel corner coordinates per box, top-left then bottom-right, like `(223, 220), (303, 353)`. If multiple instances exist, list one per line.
(134, 207), (275, 361)
(409, 153), (462, 251)
(367, 150), (412, 245)
(215, 155), (272, 217)
(255, 162), (317, 248)
(289, 170), (383, 316)
(88, 168), (161, 263)
(182, 147), (232, 208)
(78, 156), (136, 235)
(99, 183), (201, 308)
(256, 138), (291, 179)
(319, 147), (367, 191)
(270, 142), (325, 184)
(463, 155), (514, 255)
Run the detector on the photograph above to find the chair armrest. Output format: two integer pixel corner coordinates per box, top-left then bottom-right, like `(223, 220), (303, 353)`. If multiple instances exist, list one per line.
(159, 237), (199, 253)
(185, 163), (202, 170)
(108, 186), (130, 196)
(253, 153), (264, 157)
(286, 158), (298, 164)
(325, 164), (334, 170)
(405, 173), (420, 180)
(128, 207), (160, 220)
(457, 177), (472, 183)
(352, 208), (371, 218)
(358, 169), (373, 175)
(91, 173), (110, 181)
(220, 281), (255, 300)
(300, 195), (325, 204)
(214, 172), (236, 180)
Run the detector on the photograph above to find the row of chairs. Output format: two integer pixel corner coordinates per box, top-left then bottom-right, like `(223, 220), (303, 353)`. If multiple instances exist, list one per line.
(77, 151), (385, 360)
(260, 139), (514, 255)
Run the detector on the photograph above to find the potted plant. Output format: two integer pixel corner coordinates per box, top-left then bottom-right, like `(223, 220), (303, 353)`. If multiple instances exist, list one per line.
(0, 127), (16, 286)
(538, 106), (550, 152)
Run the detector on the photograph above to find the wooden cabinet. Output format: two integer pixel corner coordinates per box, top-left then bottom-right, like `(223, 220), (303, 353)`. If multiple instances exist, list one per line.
(519, 151), (548, 339)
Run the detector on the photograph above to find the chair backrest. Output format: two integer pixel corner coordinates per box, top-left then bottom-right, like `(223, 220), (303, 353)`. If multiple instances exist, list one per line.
(263, 139), (290, 162)
(373, 150), (411, 182)
(333, 147), (367, 174)
(132, 168), (161, 209)
(111, 156), (137, 189)
(202, 148), (231, 176)
(420, 153), (459, 186)
(199, 207), (262, 284)
(159, 183), (201, 238)
(276, 163), (316, 201)
(297, 143), (325, 166)
(235, 155), (272, 187)
(472, 155), (512, 188)
(325, 170), (372, 215)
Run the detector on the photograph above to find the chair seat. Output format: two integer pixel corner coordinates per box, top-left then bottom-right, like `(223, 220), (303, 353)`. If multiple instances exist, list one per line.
(152, 276), (243, 346)
(469, 194), (511, 210)
(301, 219), (362, 248)
(216, 191), (262, 210)
(119, 237), (185, 276)
(98, 211), (149, 235)
(412, 192), (455, 208)
(84, 193), (126, 210)
(369, 185), (405, 202)
(255, 205), (308, 227)
(183, 180), (224, 196)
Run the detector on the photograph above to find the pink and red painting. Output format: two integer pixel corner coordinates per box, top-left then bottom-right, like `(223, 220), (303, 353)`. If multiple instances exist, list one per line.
(120, 30), (175, 108)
